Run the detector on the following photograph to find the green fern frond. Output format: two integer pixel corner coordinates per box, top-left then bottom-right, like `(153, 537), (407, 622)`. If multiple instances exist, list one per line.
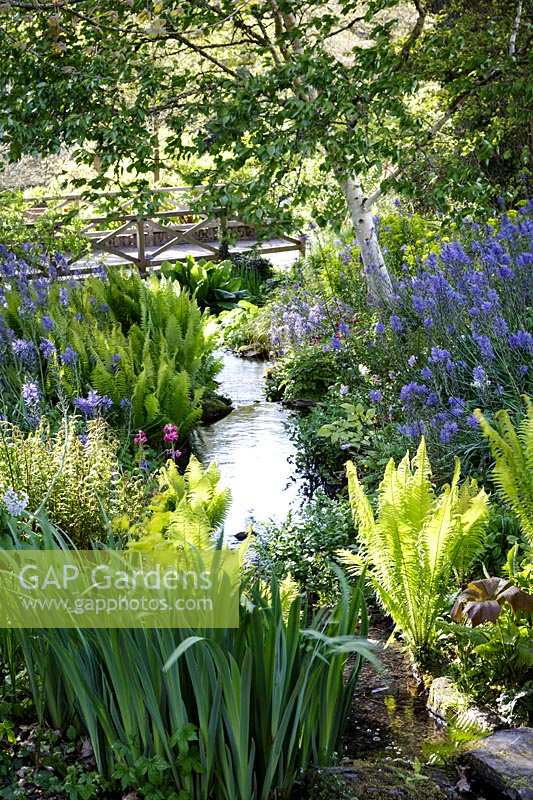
(208, 486), (232, 530)
(132, 371), (148, 430)
(475, 398), (533, 547)
(144, 393), (161, 424)
(346, 461), (375, 537)
(129, 455), (231, 550)
(343, 437), (489, 660)
(90, 362), (117, 402)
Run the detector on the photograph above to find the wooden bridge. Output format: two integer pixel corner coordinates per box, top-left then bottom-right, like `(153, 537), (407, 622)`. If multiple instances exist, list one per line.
(25, 186), (305, 274)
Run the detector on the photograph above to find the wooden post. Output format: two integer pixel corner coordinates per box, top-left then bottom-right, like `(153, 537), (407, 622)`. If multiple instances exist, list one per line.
(137, 216), (147, 274)
(218, 210), (229, 260)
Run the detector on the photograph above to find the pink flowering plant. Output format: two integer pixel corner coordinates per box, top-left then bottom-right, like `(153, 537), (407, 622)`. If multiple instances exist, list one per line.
(132, 424), (183, 472)
(163, 423), (182, 462)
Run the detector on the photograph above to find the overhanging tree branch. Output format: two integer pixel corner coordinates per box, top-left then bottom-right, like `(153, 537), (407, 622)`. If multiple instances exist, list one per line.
(400, 0), (427, 61)
(322, 14), (366, 40)
(366, 65), (515, 207)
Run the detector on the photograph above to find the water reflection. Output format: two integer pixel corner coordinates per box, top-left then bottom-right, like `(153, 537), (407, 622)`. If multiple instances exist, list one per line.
(196, 351), (301, 538)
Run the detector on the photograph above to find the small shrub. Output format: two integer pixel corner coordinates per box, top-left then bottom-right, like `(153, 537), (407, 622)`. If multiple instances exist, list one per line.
(253, 491), (355, 602)
(377, 208), (441, 272)
(0, 417), (145, 546)
(287, 385), (408, 495)
(265, 347), (341, 402)
(220, 300), (273, 356)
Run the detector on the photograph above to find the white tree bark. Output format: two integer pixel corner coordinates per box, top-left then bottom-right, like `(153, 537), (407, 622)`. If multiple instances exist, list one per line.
(509, 0), (523, 58)
(340, 175), (394, 304)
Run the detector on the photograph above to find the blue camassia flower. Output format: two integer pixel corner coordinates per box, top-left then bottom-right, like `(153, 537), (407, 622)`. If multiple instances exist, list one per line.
(74, 390), (113, 418)
(3, 488), (29, 517)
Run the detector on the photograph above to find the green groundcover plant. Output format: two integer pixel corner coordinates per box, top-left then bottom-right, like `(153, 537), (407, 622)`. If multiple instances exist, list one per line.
(286, 383), (409, 497)
(253, 491), (355, 604)
(445, 559), (533, 725)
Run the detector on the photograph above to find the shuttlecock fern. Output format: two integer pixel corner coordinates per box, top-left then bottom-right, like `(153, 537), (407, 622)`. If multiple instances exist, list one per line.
(339, 438), (489, 661)
(475, 397), (533, 549)
(6, 266), (216, 445)
(128, 456), (231, 550)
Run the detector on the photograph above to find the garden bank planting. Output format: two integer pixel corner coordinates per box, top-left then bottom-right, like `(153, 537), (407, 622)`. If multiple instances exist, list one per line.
(0, 1), (532, 798)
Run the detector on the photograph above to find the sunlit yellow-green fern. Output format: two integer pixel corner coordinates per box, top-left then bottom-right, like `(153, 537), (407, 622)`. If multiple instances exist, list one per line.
(128, 456), (231, 550)
(475, 397), (533, 548)
(338, 438), (489, 660)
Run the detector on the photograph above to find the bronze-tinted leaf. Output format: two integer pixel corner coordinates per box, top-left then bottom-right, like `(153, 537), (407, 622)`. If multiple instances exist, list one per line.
(499, 584), (533, 614)
(469, 577), (508, 600)
(451, 592), (472, 622)
(451, 577), (533, 626)
(463, 599), (502, 626)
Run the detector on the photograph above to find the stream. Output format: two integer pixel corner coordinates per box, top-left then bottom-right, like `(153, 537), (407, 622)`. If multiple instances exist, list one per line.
(197, 351), (301, 538)
(197, 350), (486, 798)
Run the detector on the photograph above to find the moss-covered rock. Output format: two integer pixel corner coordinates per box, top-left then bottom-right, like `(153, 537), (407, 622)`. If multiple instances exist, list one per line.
(201, 393), (233, 424)
(427, 676), (495, 735)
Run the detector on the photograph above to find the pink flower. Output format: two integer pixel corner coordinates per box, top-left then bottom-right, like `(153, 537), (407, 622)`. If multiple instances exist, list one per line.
(133, 430), (148, 446)
(163, 423), (179, 443)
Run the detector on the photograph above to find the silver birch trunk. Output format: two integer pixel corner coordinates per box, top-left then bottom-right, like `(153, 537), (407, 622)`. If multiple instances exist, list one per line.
(340, 175), (394, 304)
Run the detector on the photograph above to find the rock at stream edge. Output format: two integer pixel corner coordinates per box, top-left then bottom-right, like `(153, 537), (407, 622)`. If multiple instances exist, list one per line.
(464, 727), (533, 800)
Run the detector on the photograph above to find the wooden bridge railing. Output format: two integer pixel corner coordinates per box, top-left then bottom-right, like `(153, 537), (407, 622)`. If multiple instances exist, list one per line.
(23, 186), (305, 273)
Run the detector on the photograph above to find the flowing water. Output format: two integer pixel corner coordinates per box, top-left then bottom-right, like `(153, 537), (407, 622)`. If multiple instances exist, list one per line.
(196, 351), (301, 538)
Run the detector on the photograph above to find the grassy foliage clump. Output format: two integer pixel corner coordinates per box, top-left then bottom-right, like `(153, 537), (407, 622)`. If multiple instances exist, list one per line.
(0, 417), (145, 546)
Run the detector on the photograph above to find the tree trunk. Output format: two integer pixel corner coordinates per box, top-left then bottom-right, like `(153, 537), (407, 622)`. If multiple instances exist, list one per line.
(265, 4), (394, 305)
(340, 175), (394, 305)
